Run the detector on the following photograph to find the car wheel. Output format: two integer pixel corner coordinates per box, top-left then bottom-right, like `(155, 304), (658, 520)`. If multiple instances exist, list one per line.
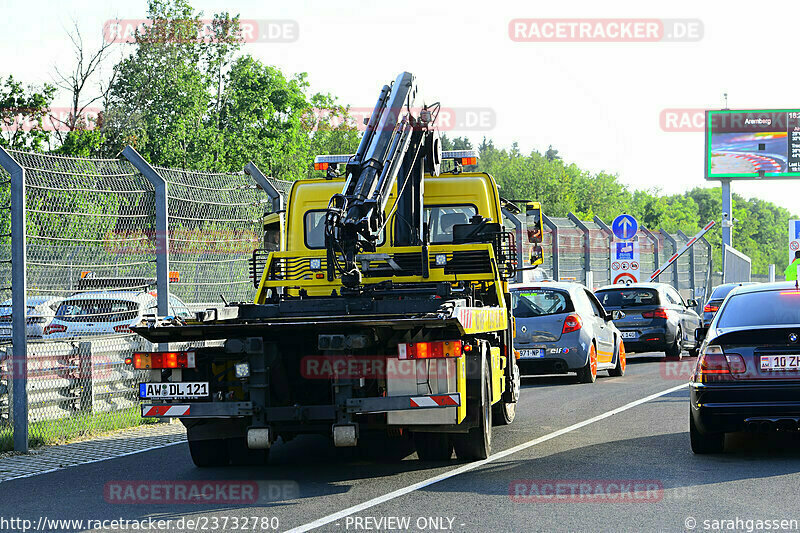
(690, 410), (725, 454)
(665, 327), (682, 360)
(608, 340), (626, 377)
(454, 361), (492, 460)
(188, 438), (230, 467)
(688, 347), (700, 358)
(576, 344), (598, 383)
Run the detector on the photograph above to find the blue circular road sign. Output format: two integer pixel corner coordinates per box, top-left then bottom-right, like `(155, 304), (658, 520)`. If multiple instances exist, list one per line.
(612, 214), (638, 241)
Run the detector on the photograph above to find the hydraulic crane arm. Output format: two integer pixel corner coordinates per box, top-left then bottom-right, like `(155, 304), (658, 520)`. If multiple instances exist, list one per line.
(325, 72), (441, 288)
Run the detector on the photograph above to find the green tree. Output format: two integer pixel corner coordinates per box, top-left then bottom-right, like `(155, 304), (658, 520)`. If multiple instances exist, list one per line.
(0, 76), (56, 151)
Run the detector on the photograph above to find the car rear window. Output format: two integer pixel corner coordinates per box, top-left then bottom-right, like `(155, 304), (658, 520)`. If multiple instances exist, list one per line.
(709, 285), (738, 300)
(595, 288), (660, 308)
(717, 291), (800, 328)
(512, 289), (574, 318)
(56, 300), (139, 323)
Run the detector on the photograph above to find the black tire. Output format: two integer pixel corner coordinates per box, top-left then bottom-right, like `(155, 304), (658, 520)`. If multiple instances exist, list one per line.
(690, 411), (725, 454)
(413, 432), (453, 461)
(576, 344), (598, 383)
(227, 436), (269, 466)
(688, 347), (700, 358)
(453, 360), (492, 460)
(492, 360), (519, 426)
(608, 341), (626, 377)
(188, 438), (230, 467)
(665, 328), (683, 360)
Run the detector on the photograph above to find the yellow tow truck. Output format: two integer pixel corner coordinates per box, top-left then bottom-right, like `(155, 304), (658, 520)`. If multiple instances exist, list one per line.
(131, 72), (543, 467)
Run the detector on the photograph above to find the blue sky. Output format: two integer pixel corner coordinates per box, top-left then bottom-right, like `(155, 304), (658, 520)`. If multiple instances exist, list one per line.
(2, 0), (799, 215)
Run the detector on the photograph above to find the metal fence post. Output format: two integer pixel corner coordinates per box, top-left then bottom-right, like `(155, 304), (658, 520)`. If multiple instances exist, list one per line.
(677, 230), (696, 298)
(244, 162), (284, 213)
(78, 342), (94, 413)
(568, 213), (590, 286)
(660, 230), (680, 290)
(542, 214), (558, 281)
(121, 147), (169, 317)
(641, 228), (660, 281)
(0, 146), (28, 452)
(593, 216), (613, 286)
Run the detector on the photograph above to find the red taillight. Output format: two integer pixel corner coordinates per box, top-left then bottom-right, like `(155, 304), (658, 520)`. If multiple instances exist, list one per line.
(692, 345), (745, 382)
(43, 324), (67, 335)
(642, 307), (670, 319)
(132, 351), (196, 369)
(703, 305), (719, 313)
(398, 340), (463, 360)
(562, 314), (583, 334)
(113, 325), (133, 333)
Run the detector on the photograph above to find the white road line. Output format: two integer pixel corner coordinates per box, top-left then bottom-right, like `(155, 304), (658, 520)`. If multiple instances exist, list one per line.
(286, 382), (689, 533)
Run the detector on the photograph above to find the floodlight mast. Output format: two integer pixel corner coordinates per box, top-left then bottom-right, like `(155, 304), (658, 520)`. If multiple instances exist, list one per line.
(324, 72), (441, 288)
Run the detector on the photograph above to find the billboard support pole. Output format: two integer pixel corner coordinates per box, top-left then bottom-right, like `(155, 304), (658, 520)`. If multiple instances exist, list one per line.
(721, 179), (732, 248)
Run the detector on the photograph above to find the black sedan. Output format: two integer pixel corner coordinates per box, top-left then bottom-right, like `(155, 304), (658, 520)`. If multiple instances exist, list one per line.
(595, 283), (702, 359)
(702, 282), (757, 327)
(690, 282), (800, 454)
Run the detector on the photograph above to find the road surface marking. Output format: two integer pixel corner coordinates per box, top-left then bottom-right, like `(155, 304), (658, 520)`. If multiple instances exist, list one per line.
(286, 382), (689, 533)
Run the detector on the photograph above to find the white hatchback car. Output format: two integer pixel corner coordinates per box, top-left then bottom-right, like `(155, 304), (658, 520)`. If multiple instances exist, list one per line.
(44, 291), (192, 339)
(0, 296), (64, 341)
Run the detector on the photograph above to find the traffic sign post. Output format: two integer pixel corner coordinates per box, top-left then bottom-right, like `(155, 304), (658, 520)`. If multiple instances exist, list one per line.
(611, 239), (641, 285)
(790, 220), (800, 262)
(612, 214), (638, 241)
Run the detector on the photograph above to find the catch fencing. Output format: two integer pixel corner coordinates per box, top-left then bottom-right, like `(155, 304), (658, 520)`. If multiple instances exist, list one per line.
(537, 215), (713, 304)
(0, 146), (290, 451)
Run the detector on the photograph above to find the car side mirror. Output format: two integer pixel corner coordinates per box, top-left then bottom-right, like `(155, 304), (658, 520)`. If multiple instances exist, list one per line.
(695, 327), (707, 343)
(610, 310), (626, 321)
(687, 299), (698, 307)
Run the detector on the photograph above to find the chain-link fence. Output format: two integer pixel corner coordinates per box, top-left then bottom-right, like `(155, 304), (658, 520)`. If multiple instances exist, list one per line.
(0, 146), (290, 451)
(537, 214), (714, 308)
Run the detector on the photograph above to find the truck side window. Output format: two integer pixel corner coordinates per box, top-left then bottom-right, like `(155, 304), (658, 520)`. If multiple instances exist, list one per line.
(426, 205), (477, 243)
(304, 211), (327, 249)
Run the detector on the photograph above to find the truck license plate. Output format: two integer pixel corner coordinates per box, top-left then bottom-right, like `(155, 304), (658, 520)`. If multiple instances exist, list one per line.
(520, 349), (544, 358)
(139, 382), (209, 399)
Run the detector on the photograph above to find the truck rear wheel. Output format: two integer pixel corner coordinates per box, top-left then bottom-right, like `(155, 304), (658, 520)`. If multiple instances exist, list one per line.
(453, 362), (492, 460)
(413, 433), (453, 461)
(492, 360), (519, 426)
(189, 438), (230, 467)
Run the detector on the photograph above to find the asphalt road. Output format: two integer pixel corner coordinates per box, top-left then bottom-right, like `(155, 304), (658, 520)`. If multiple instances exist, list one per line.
(4, 352), (800, 533)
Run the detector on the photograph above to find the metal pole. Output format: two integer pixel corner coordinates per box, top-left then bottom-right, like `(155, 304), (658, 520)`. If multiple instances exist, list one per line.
(542, 215), (558, 281)
(700, 236), (713, 308)
(641, 228), (660, 281)
(568, 213), (590, 286)
(593, 216), (613, 285)
(677, 230), (696, 299)
(121, 146), (169, 317)
(769, 264), (776, 283)
(660, 230), (680, 290)
(0, 146), (28, 452)
(244, 162), (284, 213)
(721, 179), (732, 248)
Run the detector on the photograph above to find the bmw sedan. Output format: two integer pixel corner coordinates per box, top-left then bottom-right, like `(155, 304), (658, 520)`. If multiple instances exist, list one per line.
(690, 282), (800, 454)
(511, 282), (626, 383)
(595, 283), (702, 359)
